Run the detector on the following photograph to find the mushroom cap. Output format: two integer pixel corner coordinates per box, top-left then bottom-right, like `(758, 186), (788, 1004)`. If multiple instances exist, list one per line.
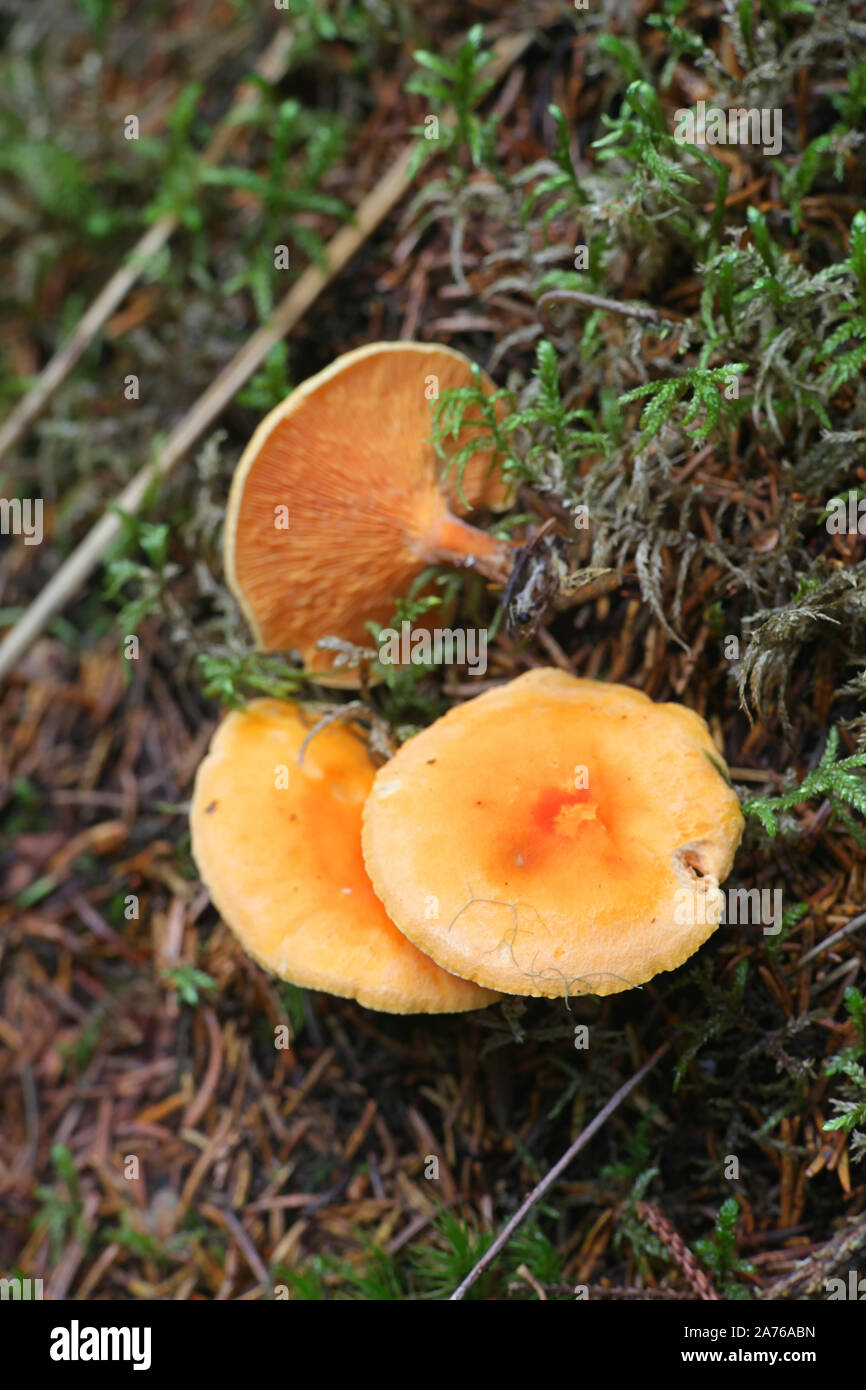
(190, 699), (498, 1013)
(362, 668), (745, 998)
(224, 342), (512, 679)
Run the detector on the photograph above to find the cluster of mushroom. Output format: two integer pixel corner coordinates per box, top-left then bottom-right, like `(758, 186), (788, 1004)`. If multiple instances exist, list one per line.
(190, 344), (744, 1014)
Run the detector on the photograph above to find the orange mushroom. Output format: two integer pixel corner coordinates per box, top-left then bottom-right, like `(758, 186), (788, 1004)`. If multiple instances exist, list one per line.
(190, 699), (498, 1013)
(362, 668), (744, 998)
(224, 342), (514, 681)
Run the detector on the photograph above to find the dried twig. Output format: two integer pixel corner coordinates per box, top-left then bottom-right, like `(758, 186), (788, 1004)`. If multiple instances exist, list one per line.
(0, 27), (294, 466)
(798, 909), (866, 966)
(449, 1038), (672, 1300)
(0, 31), (532, 684)
(537, 289), (663, 324)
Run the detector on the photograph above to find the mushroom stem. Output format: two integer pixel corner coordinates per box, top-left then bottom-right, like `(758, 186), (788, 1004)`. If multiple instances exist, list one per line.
(422, 513), (514, 583)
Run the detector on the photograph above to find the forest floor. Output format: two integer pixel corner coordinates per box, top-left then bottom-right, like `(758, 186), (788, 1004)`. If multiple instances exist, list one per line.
(1, 0), (866, 1300)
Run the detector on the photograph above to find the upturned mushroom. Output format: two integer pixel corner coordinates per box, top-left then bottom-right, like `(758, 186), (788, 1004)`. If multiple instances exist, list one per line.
(189, 699), (498, 1013)
(362, 668), (744, 998)
(224, 342), (513, 681)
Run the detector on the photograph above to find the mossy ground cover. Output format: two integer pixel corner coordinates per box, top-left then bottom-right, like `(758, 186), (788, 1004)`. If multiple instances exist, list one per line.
(1, 0), (865, 1300)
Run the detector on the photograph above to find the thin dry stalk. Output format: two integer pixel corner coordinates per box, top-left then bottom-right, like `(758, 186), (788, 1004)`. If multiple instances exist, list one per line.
(0, 27), (294, 466)
(0, 31), (532, 684)
(449, 1039), (672, 1301)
